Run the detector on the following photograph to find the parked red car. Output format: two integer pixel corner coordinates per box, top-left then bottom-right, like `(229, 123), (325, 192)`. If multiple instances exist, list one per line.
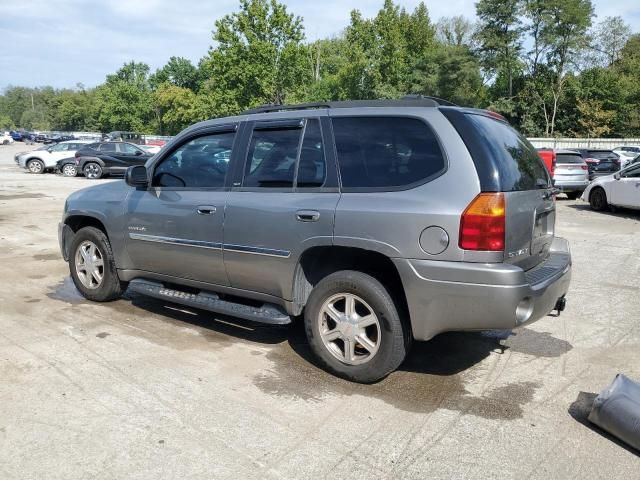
(537, 148), (556, 177)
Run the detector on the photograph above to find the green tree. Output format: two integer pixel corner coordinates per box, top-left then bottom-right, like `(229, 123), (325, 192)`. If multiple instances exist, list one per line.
(153, 83), (202, 135)
(476, 0), (523, 97)
(150, 57), (200, 91)
(200, 0), (310, 116)
(589, 16), (632, 67)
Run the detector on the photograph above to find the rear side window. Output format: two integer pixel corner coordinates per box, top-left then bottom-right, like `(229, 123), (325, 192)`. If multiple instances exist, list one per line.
(463, 114), (550, 191)
(589, 151), (617, 160)
(99, 143), (116, 152)
(332, 117), (445, 189)
(243, 128), (301, 188)
(556, 153), (584, 164)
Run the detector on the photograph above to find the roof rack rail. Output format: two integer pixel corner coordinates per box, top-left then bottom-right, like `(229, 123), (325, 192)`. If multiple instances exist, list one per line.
(241, 96), (458, 115)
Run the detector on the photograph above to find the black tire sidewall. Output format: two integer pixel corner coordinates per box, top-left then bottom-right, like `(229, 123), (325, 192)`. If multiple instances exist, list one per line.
(68, 227), (122, 302)
(304, 270), (407, 383)
(590, 188), (606, 211)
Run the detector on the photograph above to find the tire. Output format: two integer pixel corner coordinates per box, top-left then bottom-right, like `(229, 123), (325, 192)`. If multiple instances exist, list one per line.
(68, 226), (125, 302)
(62, 164), (78, 177)
(304, 270), (409, 383)
(565, 192), (580, 200)
(84, 162), (103, 179)
(2, 140), (8, 145)
(589, 187), (608, 211)
(27, 159), (45, 174)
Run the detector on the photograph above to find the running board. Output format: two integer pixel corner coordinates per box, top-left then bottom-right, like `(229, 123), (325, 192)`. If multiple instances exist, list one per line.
(127, 279), (291, 325)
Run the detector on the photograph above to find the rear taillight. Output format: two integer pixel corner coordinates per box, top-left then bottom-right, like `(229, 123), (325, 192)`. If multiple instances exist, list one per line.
(459, 193), (505, 251)
(74, 152), (80, 158)
(581, 165), (588, 170)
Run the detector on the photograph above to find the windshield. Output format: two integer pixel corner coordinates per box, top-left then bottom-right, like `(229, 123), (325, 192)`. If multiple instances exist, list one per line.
(556, 153), (584, 164)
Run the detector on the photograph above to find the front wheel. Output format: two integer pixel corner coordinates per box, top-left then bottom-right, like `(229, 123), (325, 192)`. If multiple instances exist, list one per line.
(304, 270), (409, 383)
(589, 187), (608, 211)
(84, 162), (103, 179)
(27, 159), (45, 174)
(69, 227), (125, 302)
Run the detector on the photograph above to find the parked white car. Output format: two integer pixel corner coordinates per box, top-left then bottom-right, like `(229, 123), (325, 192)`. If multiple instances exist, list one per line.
(613, 146), (640, 167)
(581, 162), (640, 211)
(1, 132), (15, 145)
(15, 140), (93, 173)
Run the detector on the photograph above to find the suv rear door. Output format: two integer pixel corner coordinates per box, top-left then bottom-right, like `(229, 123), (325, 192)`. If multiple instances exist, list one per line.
(442, 109), (554, 270)
(222, 116), (339, 299)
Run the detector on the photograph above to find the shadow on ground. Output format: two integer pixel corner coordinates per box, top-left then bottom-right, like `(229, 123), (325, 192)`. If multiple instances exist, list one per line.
(48, 277), (574, 418)
(566, 203), (640, 221)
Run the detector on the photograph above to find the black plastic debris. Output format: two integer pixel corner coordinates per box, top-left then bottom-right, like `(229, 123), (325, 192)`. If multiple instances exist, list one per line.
(589, 374), (640, 452)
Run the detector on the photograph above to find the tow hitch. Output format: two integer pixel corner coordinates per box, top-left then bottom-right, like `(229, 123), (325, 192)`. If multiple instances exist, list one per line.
(553, 296), (567, 315)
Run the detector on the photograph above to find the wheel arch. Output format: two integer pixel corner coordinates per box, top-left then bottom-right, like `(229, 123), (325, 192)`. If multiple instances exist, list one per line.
(291, 245), (411, 336)
(61, 214), (110, 261)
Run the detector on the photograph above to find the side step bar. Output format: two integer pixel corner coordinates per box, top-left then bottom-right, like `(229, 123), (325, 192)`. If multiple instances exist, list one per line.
(128, 279), (291, 325)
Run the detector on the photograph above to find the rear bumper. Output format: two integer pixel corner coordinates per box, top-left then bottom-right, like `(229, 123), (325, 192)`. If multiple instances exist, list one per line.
(554, 180), (589, 192)
(394, 237), (572, 341)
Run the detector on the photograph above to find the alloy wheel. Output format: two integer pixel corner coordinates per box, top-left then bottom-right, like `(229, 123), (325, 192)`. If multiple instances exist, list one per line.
(318, 293), (381, 365)
(75, 240), (104, 289)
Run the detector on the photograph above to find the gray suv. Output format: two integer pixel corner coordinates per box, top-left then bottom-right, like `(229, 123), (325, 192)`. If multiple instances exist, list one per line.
(59, 98), (572, 383)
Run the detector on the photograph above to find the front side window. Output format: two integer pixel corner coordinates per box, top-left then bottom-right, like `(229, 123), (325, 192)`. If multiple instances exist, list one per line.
(332, 116), (446, 189)
(622, 164), (640, 178)
(152, 132), (235, 188)
(243, 127), (302, 188)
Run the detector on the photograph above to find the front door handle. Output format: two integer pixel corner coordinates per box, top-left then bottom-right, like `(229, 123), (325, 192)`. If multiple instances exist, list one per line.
(296, 210), (320, 222)
(197, 205), (217, 215)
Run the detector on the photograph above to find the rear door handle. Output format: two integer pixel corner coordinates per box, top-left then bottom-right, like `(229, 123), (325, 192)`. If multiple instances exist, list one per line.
(197, 205), (217, 215)
(296, 210), (320, 222)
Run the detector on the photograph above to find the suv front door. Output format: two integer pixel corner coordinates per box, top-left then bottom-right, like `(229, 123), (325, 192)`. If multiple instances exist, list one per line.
(123, 125), (238, 286)
(223, 117), (339, 299)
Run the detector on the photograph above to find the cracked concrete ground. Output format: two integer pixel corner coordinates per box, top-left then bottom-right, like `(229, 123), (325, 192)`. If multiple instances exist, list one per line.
(0, 142), (638, 479)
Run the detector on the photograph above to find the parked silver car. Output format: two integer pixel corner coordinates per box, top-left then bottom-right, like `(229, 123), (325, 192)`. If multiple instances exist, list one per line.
(15, 140), (94, 173)
(553, 149), (589, 199)
(58, 98), (572, 383)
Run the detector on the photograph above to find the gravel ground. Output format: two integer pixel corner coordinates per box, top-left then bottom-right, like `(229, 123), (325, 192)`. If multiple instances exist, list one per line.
(0, 141), (638, 479)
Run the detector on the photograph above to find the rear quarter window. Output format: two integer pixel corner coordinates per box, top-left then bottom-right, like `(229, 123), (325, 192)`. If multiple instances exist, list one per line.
(464, 114), (550, 191)
(331, 116), (446, 190)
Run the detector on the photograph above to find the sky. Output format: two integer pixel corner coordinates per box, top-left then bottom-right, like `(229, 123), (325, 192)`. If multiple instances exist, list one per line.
(1, 0), (639, 91)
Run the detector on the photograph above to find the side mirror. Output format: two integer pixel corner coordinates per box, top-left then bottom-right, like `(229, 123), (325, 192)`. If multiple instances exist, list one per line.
(134, 150), (143, 156)
(614, 173), (621, 180)
(126, 165), (149, 188)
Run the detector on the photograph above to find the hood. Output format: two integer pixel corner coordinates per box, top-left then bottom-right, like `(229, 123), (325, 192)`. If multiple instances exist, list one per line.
(66, 179), (130, 210)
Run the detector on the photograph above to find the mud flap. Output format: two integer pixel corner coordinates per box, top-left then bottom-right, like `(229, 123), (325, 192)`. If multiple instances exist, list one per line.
(588, 374), (640, 452)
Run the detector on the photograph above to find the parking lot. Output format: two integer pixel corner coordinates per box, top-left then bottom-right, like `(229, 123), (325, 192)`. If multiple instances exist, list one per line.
(0, 141), (638, 478)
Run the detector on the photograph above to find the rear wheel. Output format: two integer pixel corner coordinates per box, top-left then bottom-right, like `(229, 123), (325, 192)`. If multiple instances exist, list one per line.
(27, 159), (44, 174)
(304, 270), (409, 383)
(84, 162), (103, 179)
(69, 227), (125, 302)
(62, 164), (78, 177)
(589, 187), (608, 211)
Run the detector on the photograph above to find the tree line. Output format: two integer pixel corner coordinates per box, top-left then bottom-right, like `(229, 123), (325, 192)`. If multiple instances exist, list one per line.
(1, 0), (638, 138)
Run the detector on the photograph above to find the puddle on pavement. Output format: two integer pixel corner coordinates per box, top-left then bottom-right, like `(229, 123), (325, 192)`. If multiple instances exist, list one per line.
(253, 328), (541, 419)
(33, 252), (59, 261)
(47, 277), (85, 304)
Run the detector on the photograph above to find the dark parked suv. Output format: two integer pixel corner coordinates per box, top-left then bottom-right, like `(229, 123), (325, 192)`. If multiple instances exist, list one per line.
(75, 141), (153, 179)
(58, 98), (572, 383)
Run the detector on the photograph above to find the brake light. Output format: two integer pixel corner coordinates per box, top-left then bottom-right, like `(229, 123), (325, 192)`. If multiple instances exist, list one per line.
(581, 165), (588, 170)
(459, 193), (505, 251)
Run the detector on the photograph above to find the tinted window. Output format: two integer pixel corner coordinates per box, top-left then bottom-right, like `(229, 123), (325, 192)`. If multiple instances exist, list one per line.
(464, 114), (550, 190)
(588, 150), (617, 160)
(556, 153), (584, 164)
(99, 143), (116, 153)
(332, 117), (445, 189)
(296, 119), (325, 188)
(622, 164), (640, 178)
(119, 143), (142, 154)
(152, 132), (234, 188)
(243, 127), (302, 188)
